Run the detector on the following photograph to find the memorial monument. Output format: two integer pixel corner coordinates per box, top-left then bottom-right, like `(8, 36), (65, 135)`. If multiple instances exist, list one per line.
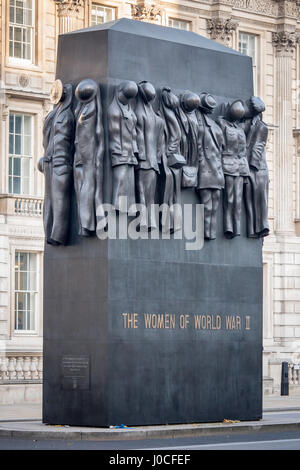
(41, 19), (268, 427)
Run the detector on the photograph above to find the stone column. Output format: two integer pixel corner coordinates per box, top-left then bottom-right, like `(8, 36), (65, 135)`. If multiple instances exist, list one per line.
(55, 0), (85, 34)
(272, 30), (298, 234)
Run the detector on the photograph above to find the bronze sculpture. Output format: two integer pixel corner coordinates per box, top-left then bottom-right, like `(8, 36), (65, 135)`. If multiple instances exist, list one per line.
(135, 81), (164, 230)
(74, 79), (104, 236)
(108, 81), (139, 215)
(38, 80), (75, 245)
(176, 91), (201, 188)
(196, 93), (225, 240)
(243, 96), (269, 238)
(217, 100), (249, 239)
(158, 87), (185, 233)
(39, 75), (270, 244)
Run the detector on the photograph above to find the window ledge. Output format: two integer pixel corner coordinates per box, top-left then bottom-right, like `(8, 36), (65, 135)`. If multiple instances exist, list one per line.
(6, 58), (41, 73)
(13, 331), (39, 336)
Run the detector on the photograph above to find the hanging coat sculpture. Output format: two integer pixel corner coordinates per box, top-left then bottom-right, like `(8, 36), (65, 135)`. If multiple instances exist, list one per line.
(135, 81), (164, 231)
(74, 79), (104, 236)
(158, 87), (185, 233)
(38, 80), (75, 245)
(108, 80), (139, 216)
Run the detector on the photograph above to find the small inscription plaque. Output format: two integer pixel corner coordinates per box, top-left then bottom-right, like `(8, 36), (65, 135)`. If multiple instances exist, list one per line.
(61, 355), (90, 391)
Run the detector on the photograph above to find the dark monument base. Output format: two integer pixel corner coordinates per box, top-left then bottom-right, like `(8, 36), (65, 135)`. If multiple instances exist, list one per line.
(43, 194), (262, 427)
(42, 19), (262, 427)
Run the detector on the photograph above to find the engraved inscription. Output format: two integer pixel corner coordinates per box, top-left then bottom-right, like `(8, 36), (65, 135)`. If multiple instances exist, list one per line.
(144, 313), (176, 329)
(121, 313), (252, 331)
(61, 355), (90, 391)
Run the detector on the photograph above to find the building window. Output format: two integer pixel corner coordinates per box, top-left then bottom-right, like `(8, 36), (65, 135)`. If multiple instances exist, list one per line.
(91, 4), (115, 25)
(9, 0), (35, 62)
(9, 112), (33, 195)
(14, 252), (38, 332)
(168, 18), (191, 31)
(238, 32), (258, 93)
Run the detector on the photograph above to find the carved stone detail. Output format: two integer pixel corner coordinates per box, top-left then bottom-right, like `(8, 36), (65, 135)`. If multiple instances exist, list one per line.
(233, 0), (300, 17)
(18, 73), (30, 88)
(131, 1), (162, 22)
(55, 0), (84, 17)
(272, 31), (299, 55)
(43, 99), (52, 118)
(213, 0), (234, 4)
(233, 0), (278, 16)
(277, 0), (300, 18)
(55, 0), (85, 33)
(207, 18), (238, 45)
(1, 104), (9, 122)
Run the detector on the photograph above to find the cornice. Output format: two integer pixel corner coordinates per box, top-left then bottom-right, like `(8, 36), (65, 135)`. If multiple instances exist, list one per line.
(154, 1), (207, 15)
(146, 0), (299, 19)
(232, 0), (278, 17)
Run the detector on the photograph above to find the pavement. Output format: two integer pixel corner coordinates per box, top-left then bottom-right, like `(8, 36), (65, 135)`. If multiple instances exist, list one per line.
(0, 395), (299, 441)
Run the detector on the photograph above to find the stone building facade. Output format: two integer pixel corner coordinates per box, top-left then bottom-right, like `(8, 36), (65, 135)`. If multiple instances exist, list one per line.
(0, 0), (299, 403)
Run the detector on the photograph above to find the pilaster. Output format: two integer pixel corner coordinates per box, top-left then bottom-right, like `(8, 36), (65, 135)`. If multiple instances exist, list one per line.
(294, 129), (300, 228)
(206, 17), (238, 46)
(207, 1), (238, 47)
(54, 0), (86, 34)
(272, 27), (298, 235)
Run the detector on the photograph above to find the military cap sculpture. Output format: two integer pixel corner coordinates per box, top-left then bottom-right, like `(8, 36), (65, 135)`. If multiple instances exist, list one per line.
(39, 76), (269, 242)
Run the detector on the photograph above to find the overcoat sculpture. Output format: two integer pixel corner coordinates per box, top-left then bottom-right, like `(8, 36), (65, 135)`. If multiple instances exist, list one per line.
(135, 81), (164, 230)
(159, 87), (186, 233)
(74, 79), (104, 236)
(38, 80), (75, 245)
(108, 81), (139, 215)
(217, 100), (249, 239)
(243, 96), (269, 238)
(176, 91), (201, 189)
(39, 76), (270, 244)
(196, 93), (225, 240)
